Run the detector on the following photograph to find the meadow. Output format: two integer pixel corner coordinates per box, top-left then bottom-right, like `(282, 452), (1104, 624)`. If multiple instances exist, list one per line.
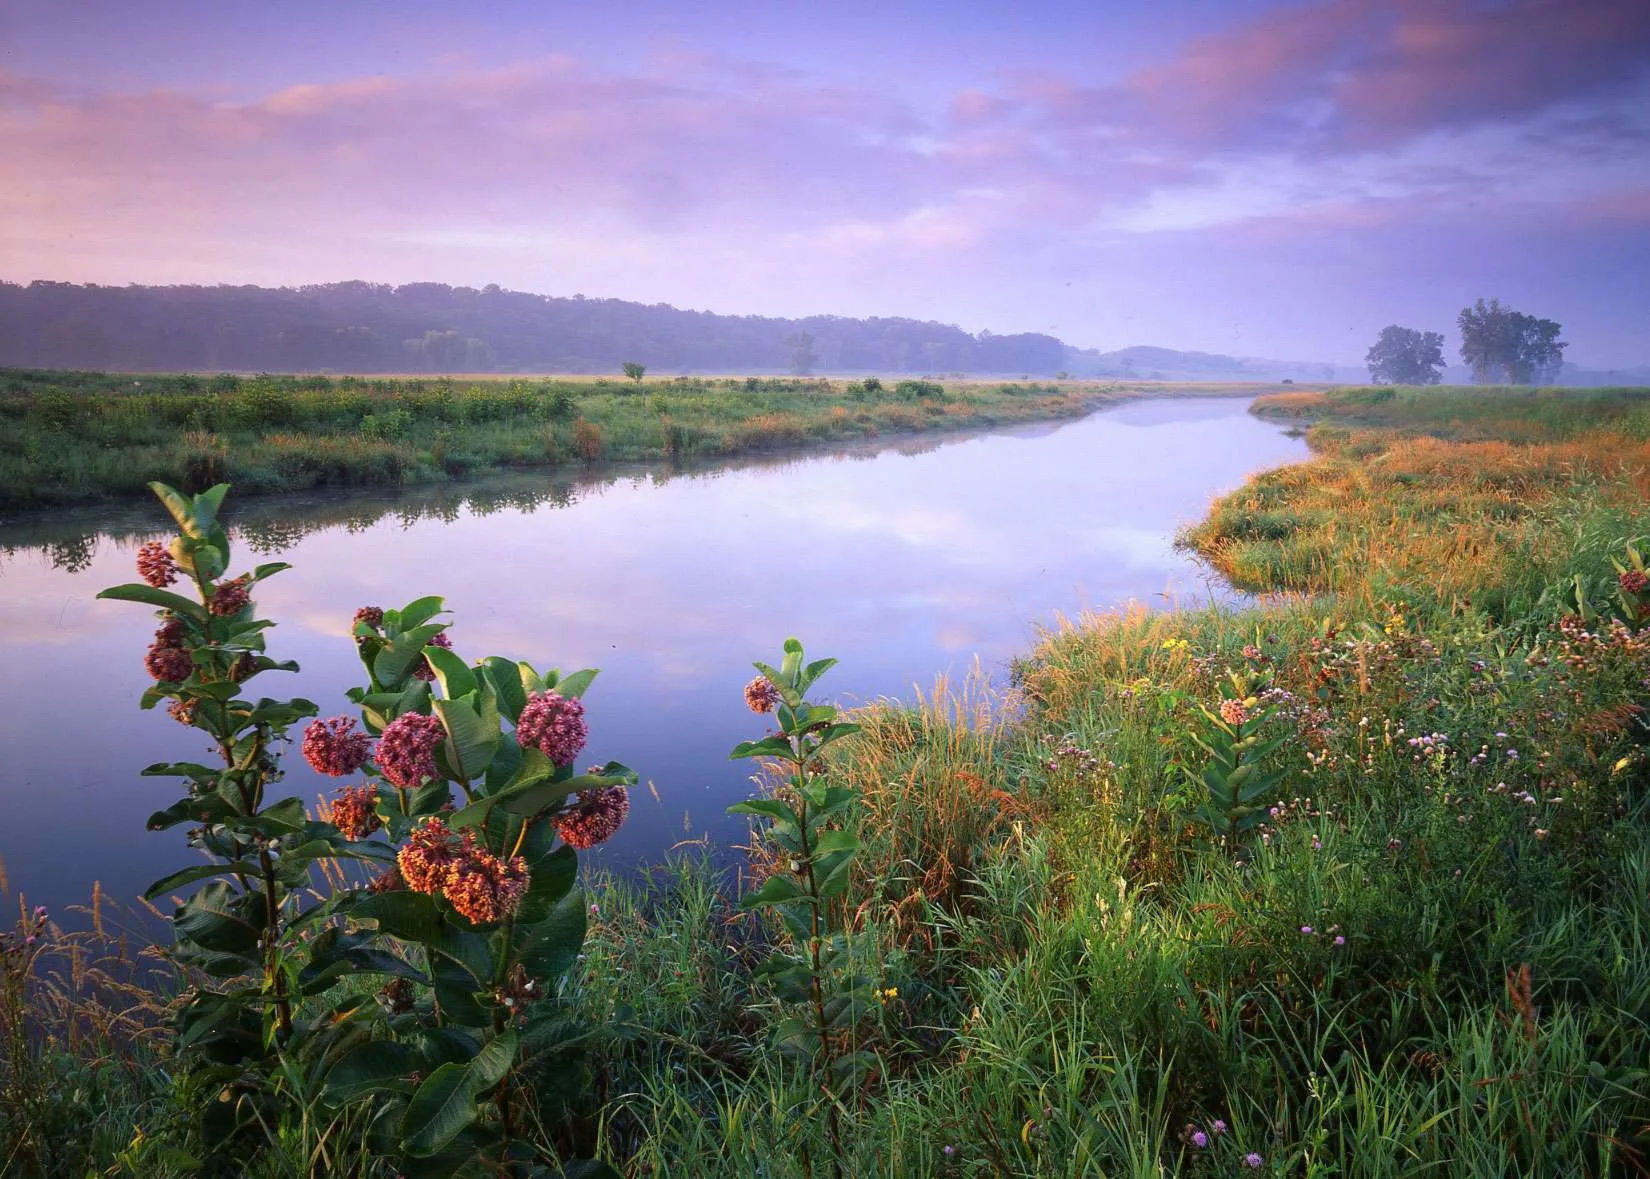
(4, 384), (1650, 1177)
(0, 368), (1146, 512)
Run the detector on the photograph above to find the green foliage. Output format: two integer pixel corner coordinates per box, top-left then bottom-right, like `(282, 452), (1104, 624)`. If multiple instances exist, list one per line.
(729, 640), (867, 1175)
(1458, 297), (1567, 385)
(621, 362), (646, 383)
(1182, 669), (1291, 841)
(100, 481), (634, 1177)
(1365, 324), (1445, 385)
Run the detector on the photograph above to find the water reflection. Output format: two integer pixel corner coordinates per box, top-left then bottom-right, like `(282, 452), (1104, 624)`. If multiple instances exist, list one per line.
(0, 398), (1309, 915)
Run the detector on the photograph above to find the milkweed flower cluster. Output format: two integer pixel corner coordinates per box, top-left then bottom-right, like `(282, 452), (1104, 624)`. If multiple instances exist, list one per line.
(208, 574), (253, 617)
(1219, 698), (1250, 726)
(144, 618), (194, 682)
(1620, 569), (1649, 594)
(516, 691), (588, 765)
(136, 541), (178, 587)
(376, 712), (445, 789)
(555, 786), (630, 849)
(744, 674), (781, 713)
(324, 784), (382, 841)
(302, 716), (373, 776)
(395, 817), (528, 924)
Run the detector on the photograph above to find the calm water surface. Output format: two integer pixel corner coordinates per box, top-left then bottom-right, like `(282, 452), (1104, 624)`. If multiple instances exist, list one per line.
(0, 396), (1308, 916)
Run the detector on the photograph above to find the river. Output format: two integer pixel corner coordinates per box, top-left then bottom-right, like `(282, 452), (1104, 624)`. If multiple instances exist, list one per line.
(0, 395), (1308, 919)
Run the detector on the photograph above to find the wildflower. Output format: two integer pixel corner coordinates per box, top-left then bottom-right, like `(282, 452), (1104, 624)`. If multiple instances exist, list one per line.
(1211, 1120), (1227, 1135)
(353, 605), (384, 631)
(1334, 935), (1346, 945)
(444, 848), (529, 924)
(411, 631), (454, 681)
(166, 697), (198, 726)
(376, 712), (445, 790)
(1620, 569), (1649, 594)
(1191, 1130), (1208, 1149)
(302, 716), (372, 777)
(325, 784), (381, 841)
(555, 786), (629, 849)
(366, 866), (404, 893)
(135, 541), (178, 587)
(1245, 1153), (1264, 1168)
(942, 1145), (955, 1157)
(1219, 698), (1249, 726)
(1300, 925), (1314, 935)
(743, 674), (781, 713)
(208, 574), (252, 617)
(397, 818), (464, 894)
(516, 691), (588, 765)
(144, 640), (194, 683)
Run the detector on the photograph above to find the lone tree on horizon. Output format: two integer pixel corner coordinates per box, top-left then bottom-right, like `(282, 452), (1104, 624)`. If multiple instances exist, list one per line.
(622, 361), (646, 382)
(1365, 324), (1446, 385)
(1458, 298), (1566, 385)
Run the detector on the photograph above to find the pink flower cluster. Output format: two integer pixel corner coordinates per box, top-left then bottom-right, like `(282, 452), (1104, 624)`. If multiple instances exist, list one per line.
(325, 784), (382, 841)
(376, 712), (446, 790)
(144, 618), (194, 683)
(744, 675), (781, 713)
(302, 716), (372, 777)
(136, 541), (178, 588)
(209, 574), (253, 617)
(555, 786), (630, 850)
(1219, 698), (1249, 726)
(395, 818), (529, 924)
(516, 691), (588, 765)
(1620, 569), (1649, 594)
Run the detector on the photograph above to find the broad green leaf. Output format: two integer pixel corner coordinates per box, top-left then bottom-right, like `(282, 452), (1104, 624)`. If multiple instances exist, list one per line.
(468, 1029), (517, 1090)
(174, 882), (264, 953)
(396, 596), (447, 630)
(517, 892), (587, 982)
(399, 1062), (477, 1157)
(374, 624), (448, 686)
(729, 735), (793, 761)
(324, 1040), (421, 1103)
(351, 890), (444, 943)
(96, 583), (207, 622)
(250, 561), (291, 582)
(149, 481), (197, 533)
(481, 656), (527, 723)
(517, 843), (577, 922)
(727, 799), (793, 821)
(741, 874), (805, 908)
(144, 861), (258, 899)
(424, 645), (476, 700)
(435, 690), (500, 785)
(146, 793), (240, 831)
(555, 668), (599, 699)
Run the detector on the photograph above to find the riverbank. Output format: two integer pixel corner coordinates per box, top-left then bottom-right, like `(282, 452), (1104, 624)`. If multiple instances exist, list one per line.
(7, 386), (1648, 1176)
(0, 366), (1294, 512)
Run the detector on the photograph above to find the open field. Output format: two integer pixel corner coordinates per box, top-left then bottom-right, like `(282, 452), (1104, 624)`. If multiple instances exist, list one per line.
(5, 384), (1649, 1176)
(0, 368), (1303, 513)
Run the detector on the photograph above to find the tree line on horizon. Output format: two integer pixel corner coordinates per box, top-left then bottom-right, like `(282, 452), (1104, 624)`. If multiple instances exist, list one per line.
(0, 280), (1073, 377)
(1366, 298), (1568, 386)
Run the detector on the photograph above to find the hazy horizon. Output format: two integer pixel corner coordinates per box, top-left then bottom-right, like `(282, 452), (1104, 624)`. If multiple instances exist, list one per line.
(5, 0), (1649, 368)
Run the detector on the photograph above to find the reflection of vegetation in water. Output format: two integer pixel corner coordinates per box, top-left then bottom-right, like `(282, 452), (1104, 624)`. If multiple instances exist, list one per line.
(0, 425), (984, 572)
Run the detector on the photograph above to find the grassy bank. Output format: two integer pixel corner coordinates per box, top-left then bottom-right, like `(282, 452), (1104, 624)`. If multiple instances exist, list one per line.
(0, 367), (1173, 512)
(6, 386), (1649, 1176)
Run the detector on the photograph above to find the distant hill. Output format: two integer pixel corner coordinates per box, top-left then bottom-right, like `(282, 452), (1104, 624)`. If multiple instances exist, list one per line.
(0, 280), (1629, 385)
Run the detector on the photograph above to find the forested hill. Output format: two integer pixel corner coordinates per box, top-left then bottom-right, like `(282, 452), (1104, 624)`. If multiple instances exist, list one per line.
(0, 280), (1080, 376)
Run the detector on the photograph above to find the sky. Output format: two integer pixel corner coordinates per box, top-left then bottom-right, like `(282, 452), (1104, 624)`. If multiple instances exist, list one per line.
(3, 0), (1649, 367)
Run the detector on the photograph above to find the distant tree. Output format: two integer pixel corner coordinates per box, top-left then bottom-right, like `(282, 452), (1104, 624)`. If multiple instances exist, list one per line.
(1457, 298), (1567, 385)
(784, 331), (818, 376)
(1365, 325), (1446, 385)
(622, 361), (646, 383)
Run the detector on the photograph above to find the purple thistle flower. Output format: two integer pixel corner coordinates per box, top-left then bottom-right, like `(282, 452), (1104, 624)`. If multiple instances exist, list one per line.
(1191, 1130), (1208, 1149)
(1245, 1153), (1264, 1168)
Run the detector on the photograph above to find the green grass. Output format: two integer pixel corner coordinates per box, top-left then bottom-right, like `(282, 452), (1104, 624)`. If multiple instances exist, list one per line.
(0, 367), (1150, 511)
(7, 383), (1650, 1175)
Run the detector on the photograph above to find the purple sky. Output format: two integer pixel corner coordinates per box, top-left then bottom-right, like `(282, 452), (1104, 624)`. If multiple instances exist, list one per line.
(3, 0), (1648, 366)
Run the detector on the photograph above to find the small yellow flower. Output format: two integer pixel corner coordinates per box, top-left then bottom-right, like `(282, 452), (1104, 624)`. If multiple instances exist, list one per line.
(878, 987), (899, 1002)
